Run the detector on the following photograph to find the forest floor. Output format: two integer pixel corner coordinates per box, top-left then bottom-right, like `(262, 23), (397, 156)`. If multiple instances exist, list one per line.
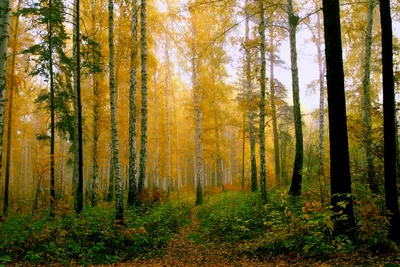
(97, 207), (400, 267)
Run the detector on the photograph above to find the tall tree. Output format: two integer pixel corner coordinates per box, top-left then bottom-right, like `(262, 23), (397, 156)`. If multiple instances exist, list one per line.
(245, 2), (257, 192)
(380, 0), (400, 241)
(193, 54), (203, 205)
(287, 0), (303, 197)
(0, 0), (11, 195)
(362, 0), (377, 193)
(138, 0), (148, 203)
(322, 0), (354, 232)
(3, 0), (21, 215)
(259, 0), (267, 203)
(128, 0), (138, 207)
(315, 2), (325, 177)
(108, 0), (123, 220)
(165, 33), (172, 198)
(74, 0), (84, 214)
(269, 27), (280, 183)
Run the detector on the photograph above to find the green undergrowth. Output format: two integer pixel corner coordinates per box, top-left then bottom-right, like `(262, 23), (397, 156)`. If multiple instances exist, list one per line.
(197, 189), (397, 257)
(0, 200), (191, 265)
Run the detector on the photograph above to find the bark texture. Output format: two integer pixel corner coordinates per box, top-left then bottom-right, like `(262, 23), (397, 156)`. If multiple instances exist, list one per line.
(259, 0), (267, 203)
(362, 0), (377, 193)
(128, 0), (138, 207)
(245, 7), (257, 192)
(109, 0), (124, 220)
(0, 0), (11, 190)
(288, 0), (303, 197)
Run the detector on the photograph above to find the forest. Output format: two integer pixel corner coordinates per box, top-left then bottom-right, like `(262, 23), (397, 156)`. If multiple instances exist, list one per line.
(0, 0), (400, 265)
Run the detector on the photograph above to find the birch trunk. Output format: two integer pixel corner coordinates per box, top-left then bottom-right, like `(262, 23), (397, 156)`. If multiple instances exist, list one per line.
(193, 56), (203, 205)
(288, 0), (303, 197)
(259, 0), (267, 203)
(0, 0), (11, 184)
(138, 0), (148, 203)
(109, 0), (123, 220)
(128, 0), (138, 207)
(3, 0), (20, 214)
(363, 0), (377, 193)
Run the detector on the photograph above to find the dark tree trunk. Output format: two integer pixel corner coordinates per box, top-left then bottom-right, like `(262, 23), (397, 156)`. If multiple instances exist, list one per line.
(322, 0), (355, 233)
(49, 0), (56, 217)
(380, 0), (400, 241)
(74, 0), (84, 214)
(288, 0), (303, 197)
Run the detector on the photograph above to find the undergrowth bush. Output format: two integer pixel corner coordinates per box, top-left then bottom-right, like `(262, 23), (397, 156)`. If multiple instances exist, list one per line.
(197, 188), (394, 257)
(0, 200), (191, 265)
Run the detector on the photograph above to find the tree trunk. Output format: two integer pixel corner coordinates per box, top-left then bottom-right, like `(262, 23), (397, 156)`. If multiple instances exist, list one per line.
(362, 0), (377, 193)
(172, 85), (180, 196)
(322, 0), (355, 233)
(128, 0), (138, 207)
(109, 0), (123, 220)
(258, 0), (267, 203)
(0, 0), (11, 193)
(91, 57), (99, 207)
(288, 0), (303, 197)
(380, 0), (400, 241)
(165, 35), (172, 198)
(269, 28), (280, 184)
(245, 6), (257, 192)
(315, 3), (325, 177)
(3, 0), (20, 214)
(193, 56), (203, 205)
(74, 0), (84, 214)
(154, 73), (159, 188)
(49, 0), (56, 217)
(90, 0), (100, 207)
(138, 0), (148, 204)
(107, 154), (114, 202)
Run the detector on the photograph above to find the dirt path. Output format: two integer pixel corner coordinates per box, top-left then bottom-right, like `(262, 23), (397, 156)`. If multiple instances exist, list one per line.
(101, 207), (400, 267)
(116, 207), (273, 267)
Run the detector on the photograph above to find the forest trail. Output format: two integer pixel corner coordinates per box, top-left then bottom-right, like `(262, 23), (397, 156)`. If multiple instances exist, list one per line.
(98, 207), (400, 267)
(110, 206), (277, 267)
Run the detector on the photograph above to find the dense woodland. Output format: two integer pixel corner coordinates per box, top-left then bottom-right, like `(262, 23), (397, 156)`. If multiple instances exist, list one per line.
(0, 0), (400, 265)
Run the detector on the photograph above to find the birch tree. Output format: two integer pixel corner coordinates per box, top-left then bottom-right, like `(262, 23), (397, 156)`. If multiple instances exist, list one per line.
(0, 0), (11, 188)
(259, 0), (267, 203)
(138, 0), (148, 203)
(3, 0), (20, 214)
(287, 0), (303, 197)
(109, 0), (123, 220)
(128, 0), (138, 207)
(362, 0), (377, 193)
